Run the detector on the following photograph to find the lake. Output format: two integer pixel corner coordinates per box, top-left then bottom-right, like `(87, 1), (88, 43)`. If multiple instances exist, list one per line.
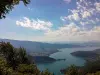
(37, 47), (100, 75)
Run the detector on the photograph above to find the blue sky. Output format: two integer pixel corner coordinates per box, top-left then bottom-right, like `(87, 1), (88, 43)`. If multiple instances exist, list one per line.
(0, 0), (100, 42)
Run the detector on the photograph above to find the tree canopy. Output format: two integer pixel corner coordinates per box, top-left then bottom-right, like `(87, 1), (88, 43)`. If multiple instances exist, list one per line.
(0, 42), (54, 75)
(0, 0), (30, 19)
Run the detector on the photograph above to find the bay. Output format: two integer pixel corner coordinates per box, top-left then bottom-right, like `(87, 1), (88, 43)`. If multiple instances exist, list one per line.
(37, 47), (100, 75)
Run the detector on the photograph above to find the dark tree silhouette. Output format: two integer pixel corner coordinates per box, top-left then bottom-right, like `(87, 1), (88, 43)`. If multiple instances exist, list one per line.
(0, 0), (30, 19)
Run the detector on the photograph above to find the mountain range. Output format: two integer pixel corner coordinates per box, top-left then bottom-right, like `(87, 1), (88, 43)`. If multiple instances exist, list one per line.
(0, 38), (81, 53)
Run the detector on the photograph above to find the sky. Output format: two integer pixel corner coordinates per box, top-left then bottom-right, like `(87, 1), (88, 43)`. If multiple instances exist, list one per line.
(0, 0), (100, 43)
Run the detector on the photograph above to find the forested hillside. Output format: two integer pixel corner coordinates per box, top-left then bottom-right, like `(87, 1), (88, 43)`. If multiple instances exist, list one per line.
(0, 42), (53, 75)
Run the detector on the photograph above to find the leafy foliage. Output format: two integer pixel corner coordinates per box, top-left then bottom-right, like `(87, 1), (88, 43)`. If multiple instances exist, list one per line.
(65, 60), (100, 75)
(0, 42), (54, 75)
(0, 0), (30, 19)
(17, 64), (40, 75)
(0, 42), (18, 69)
(0, 42), (31, 69)
(84, 60), (100, 73)
(65, 65), (79, 75)
(0, 57), (13, 75)
(86, 71), (100, 75)
(41, 69), (54, 75)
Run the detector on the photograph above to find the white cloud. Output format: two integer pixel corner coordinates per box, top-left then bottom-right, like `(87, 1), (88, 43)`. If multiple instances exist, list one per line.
(14, 0), (100, 42)
(60, 16), (66, 21)
(95, 2), (100, 12)
(96, 18), (100, 22)
(45, 23), (80, 38)
(28, 7), (33, 11)
(61, 0), (100, 28)
(81, 11), (91, 18)
(80, 21), (89, 26)
(93, 26), (100, 32)
(16, 17), (53, 32)
(59, 0), (100, 42)
(43, 24), (100, 42)
(61, 12), (80, 21)
(63, 0), (71, 3)
(68, 12), (80, 21)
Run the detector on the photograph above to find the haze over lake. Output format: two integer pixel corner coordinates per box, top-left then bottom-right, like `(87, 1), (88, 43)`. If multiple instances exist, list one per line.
(37, 47), (100, 75)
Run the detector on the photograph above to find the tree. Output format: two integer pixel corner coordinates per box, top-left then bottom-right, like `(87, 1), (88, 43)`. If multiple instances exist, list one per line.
(17, 64), (40, 75)
(0, 42), (31, 69)
(0, 57), (13, 75)
(84, 60), (100, 73)
(65, 65), (78, 75)
(0, 42), (17, 69)
(17, 47), (29, 64)
(0, 42), (54, 75)
(41, 69), (54, 75)
(0, 0), (30, 19)
(86, 71), (100, 75)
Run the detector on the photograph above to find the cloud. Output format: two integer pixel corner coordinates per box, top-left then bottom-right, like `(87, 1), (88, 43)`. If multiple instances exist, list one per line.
(14, 0), (100, 42)
(43, 23), (100, 42)
(61, 0), (100, 28)
(63, 0), (71, 3)
(94, 2), (100, 12)
(45, 23), (80, 37)
(51, 0), (100, 42)
(68, 12), (80, 21)
(80, 21), (89, 26)
(93, 26), (100, 32)
(81, 11), (91, 18)
(16, 17), (53, 32)
(61, 9), (80, 21)
(58, 0), (100, 42)
(28, 7), (33, 11)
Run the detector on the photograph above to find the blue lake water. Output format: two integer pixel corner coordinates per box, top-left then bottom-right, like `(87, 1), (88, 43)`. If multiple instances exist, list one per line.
(37, 47), (100, 75)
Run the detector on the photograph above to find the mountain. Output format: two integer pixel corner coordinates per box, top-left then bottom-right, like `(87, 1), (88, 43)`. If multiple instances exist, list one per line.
(0, 38), (81, 53)
(71, 51), (98, 58)
(75, 42), (100, 47)
(71, 49), (100, 62)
